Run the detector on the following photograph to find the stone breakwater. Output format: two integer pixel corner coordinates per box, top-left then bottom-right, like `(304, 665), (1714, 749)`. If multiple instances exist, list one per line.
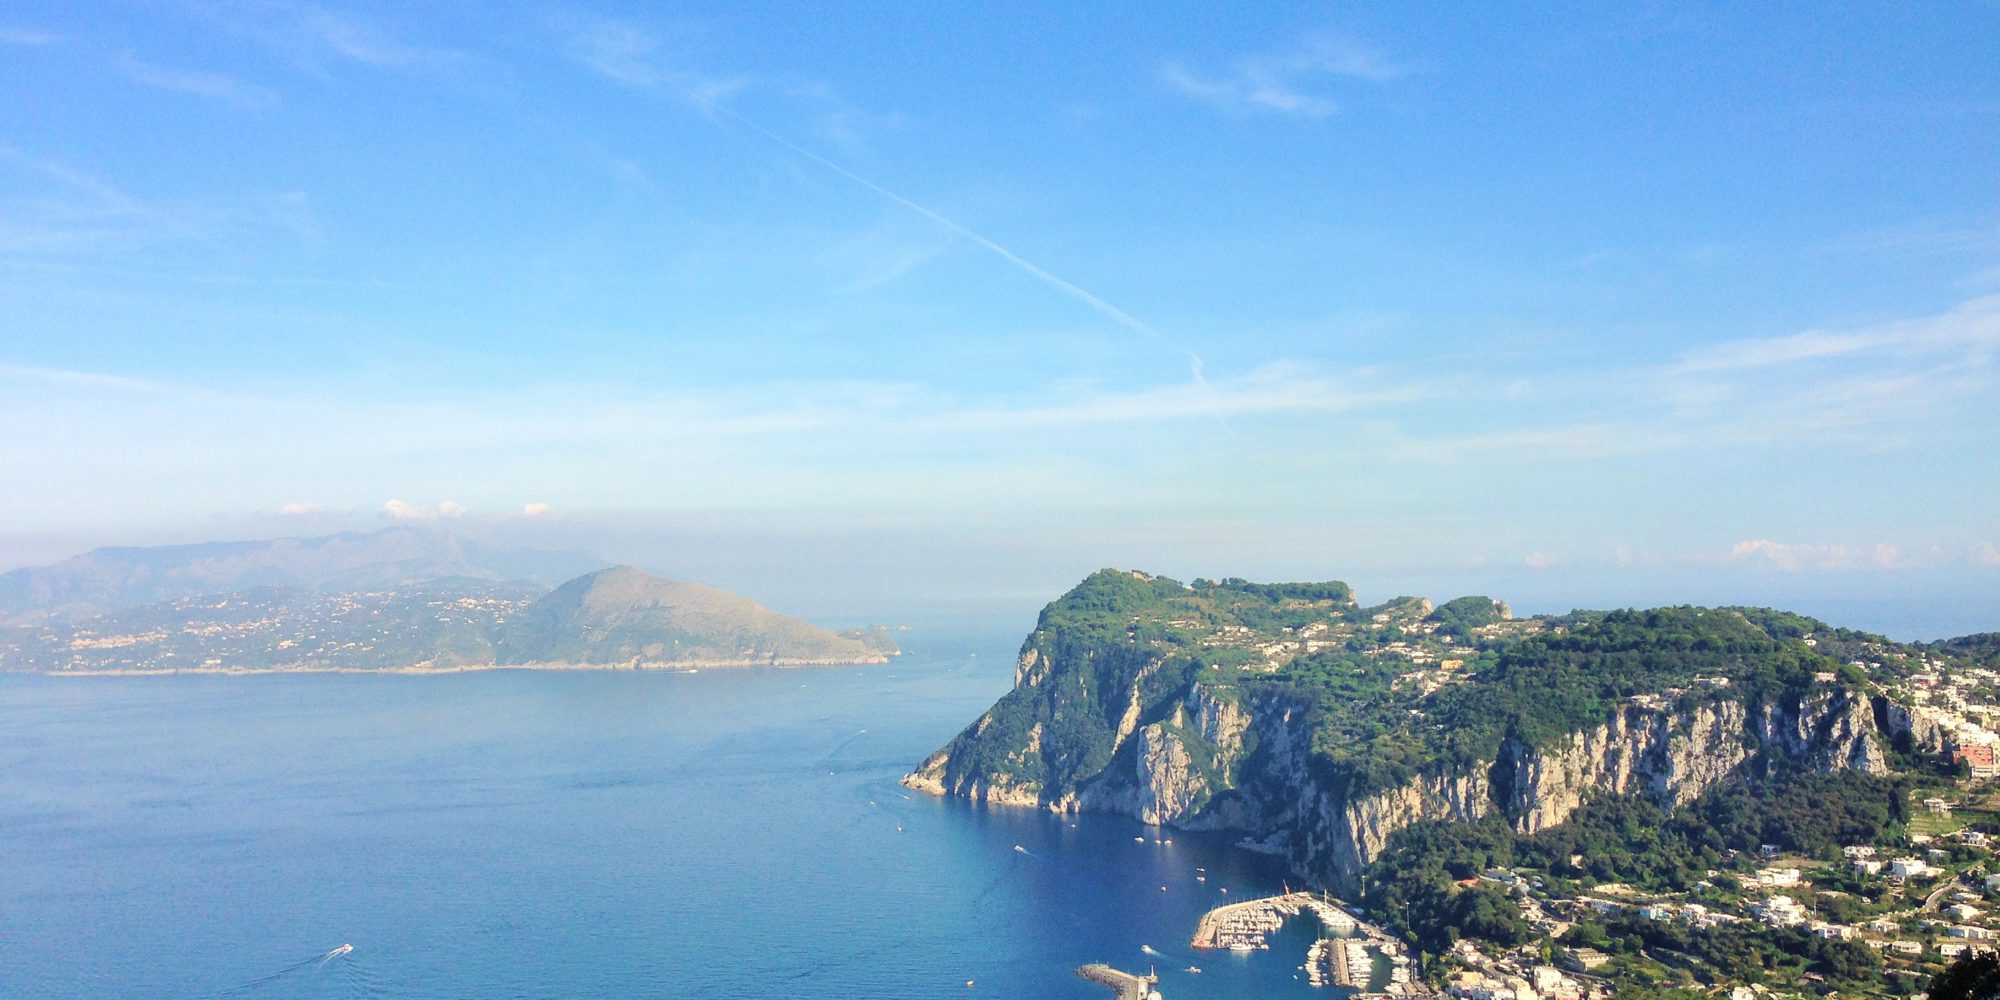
(1074, 963), (1157, 1000)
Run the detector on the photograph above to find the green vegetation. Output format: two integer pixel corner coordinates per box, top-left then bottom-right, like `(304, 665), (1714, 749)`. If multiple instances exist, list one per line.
(1928, 952), (2000, 1000)
(923, 570), (1907, 813)
(1425, 595), (1509, 641)
(1361, 770), (1910, 991)
(1934, 634), (2000, 670)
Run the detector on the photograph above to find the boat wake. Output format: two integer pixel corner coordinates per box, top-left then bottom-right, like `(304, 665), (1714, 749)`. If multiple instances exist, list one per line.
(208, 943), (374, 998)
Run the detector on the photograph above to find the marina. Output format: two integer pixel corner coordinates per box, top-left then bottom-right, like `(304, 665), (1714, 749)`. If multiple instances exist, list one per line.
(1191, 891), (1419, 993)
(1189, 891), (1355, 951)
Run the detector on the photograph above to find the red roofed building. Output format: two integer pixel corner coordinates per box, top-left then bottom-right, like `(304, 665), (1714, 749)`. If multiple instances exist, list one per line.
(1953, 744), (2000, 779)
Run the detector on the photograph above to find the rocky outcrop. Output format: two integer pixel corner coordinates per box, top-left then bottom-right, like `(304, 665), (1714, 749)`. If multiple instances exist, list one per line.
(1278, 690), (1890, 893)
(906, 582), (1909, 899)
(1880, 696), (1948, 753)
(1133, 724), (1200, 825)
(912, 680), (1896, 897)
(1190, 683), (1250, 761)
(1504, 700), (1753, 834)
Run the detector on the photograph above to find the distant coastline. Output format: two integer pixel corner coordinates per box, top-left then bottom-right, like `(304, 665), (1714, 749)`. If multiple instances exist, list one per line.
(39, 653), (894, 677)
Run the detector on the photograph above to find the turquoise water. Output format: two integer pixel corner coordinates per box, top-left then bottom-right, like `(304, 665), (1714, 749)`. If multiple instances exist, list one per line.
(0, 622), (1348, 999)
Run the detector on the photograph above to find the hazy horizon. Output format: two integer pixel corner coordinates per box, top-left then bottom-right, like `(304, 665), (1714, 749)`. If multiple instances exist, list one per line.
(3, 3), (1995, 640)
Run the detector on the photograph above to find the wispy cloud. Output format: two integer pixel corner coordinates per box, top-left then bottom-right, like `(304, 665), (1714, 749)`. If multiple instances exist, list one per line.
(0, 26), (59, 46)
(1164, 33), (1408, 117)
(1719, 539), (1857, 571)
(382, 499), (468, 521)
(113, 53), (280, 109)
(1714, 539), (1972, 572)
(1671, 293), (2000, 374)
(0, 144), (319, 262)
(569, 18), (1190, 355)
(294, 6), (454, 67)
(197, 2), (466, 76)
(568, 20), (742, 101)
(1394, 294), (2000, 463)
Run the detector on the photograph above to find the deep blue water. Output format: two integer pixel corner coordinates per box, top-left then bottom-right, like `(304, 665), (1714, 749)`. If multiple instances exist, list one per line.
(0, 623), (1345, 999)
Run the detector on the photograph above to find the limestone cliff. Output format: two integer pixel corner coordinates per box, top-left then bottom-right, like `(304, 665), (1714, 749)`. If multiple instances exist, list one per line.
(903, 572), (1911, 896)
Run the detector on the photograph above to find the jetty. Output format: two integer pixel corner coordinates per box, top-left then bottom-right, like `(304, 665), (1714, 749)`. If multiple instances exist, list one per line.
(1074, 964), (1160, 1000)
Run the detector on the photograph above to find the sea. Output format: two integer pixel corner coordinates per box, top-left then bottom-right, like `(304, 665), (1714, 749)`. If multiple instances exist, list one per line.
(0, 620), (1352, 999)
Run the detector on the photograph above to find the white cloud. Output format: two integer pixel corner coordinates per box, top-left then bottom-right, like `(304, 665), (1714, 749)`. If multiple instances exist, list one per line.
(522, 502), (554, 518)
(278, 502), (322, 515)
(1673, 293), (2000, 375)
(114, 54), (279, 109)
(381, 499), (467, 520)
(1723, 539), (1860, 572)
(1164, 34), (1407, 117)
(1523, 552), (1553, 570)
(569, 19), (742, 103)
(1975, 542), (2000, 567)
(0, 27), (59, 45)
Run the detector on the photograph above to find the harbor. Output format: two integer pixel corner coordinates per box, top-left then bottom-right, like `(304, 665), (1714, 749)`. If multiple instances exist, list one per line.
(1189, 891), (1355, 951)
(1073, 963), (1161, 1000)
(1190, 891), (1419, 993)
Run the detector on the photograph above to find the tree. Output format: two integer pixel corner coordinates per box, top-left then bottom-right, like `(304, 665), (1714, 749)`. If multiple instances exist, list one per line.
(1930, 952), (2000, 1000)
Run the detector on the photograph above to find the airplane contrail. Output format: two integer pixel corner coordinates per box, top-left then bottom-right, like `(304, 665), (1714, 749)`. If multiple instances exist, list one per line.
(682, 92), (1166, 342)
(676, 86), (1230, 429)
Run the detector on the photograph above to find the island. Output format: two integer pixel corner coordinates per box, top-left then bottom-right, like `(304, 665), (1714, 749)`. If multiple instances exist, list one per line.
(908, 568), (2000, 998)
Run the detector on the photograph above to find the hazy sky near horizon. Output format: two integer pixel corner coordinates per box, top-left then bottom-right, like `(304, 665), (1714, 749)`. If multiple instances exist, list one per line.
(2, 3), (1998, 633)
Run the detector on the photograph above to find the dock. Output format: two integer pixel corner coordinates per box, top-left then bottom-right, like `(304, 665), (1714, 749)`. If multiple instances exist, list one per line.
(1074, 963), (1160, 1000)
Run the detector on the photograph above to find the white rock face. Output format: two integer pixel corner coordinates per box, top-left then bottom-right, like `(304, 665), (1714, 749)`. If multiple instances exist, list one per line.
(907, 636), (1898, 897)
(1134, 724), (1201, 825)
(1191, 683), (1251, 761)
(1507, 700), (1753, 834)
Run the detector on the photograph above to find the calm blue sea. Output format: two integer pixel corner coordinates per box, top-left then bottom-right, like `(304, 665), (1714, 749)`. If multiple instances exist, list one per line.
(0, 622), (1347, 1000)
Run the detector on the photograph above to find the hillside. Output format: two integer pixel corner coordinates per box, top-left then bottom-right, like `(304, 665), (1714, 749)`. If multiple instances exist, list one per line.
(0, 527), (603, 625)
(495, 566), (890, 667)
(905, 569), (2000, 996)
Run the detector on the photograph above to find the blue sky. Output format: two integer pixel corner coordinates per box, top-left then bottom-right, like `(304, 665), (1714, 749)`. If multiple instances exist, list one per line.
(2, 3), (1997, 635)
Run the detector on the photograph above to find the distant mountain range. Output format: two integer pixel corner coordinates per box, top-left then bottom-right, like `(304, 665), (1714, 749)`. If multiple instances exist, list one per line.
(0, 531), (895, 673)
(0, 527), (603, 625)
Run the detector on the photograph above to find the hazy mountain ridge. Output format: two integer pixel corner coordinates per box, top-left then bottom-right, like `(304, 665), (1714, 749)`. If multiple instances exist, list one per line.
(496, 566), (890, 668)
(0, 528), (605, 625)
(0, 561), (894, 674)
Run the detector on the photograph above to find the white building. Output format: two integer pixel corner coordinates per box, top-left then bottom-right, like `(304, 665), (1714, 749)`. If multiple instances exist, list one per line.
(1757, 868), (1802, 887)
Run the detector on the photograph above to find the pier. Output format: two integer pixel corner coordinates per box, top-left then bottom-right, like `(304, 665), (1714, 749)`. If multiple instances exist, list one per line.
(1074, 963), (1160, 1000)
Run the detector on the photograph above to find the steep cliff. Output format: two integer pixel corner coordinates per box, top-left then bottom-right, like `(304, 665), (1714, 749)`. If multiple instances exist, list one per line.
(903, 570), (1907, 895)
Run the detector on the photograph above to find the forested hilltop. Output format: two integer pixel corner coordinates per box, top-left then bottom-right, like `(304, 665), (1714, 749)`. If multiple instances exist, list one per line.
(906, 569), (2000, 998)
